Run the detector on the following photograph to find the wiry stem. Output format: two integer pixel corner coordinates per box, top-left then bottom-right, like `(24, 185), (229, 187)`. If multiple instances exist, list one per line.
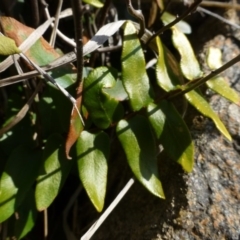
(146, 0), (202, 45)
(126, 0), (145, 37)
(167, 54), (240, 100)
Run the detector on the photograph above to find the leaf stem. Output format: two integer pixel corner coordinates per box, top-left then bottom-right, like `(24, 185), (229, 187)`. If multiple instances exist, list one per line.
(168, 53), (240, 99)
(70, 0), (85, 122)
(126, 0), (145, 37)
(146, 0), (202, 45)
(71, 0), (83, 89)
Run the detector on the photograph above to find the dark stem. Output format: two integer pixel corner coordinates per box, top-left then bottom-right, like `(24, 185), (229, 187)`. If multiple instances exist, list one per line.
(98, 0), (112, 27)
(146, 0), (202, 45)
(71, 0), (83, 94)
(167, 54), (240, 100)
(126, 0), (145, 37)
(29, 0), (40, 27)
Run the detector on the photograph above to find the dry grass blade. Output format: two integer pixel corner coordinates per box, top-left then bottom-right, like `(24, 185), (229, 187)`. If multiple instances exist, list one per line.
(49, 0), (63, 47)
(44, 7), (76, 47)
(19, 53), (85, 126)
(81, 178), (135, 240)
(200, 0), (240, 10)
(0, 20), (127, 87)
(59, 8), (73, 19)
(197, 6), (240, 29)
(0, 17), (53, 73)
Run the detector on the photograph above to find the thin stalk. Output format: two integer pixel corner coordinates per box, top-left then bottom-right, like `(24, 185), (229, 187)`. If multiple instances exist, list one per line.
(71, 0), (84, 96)
(168, 54), (240, 100)
(146, 0), (202, 45)
(126, 0), (145, 37)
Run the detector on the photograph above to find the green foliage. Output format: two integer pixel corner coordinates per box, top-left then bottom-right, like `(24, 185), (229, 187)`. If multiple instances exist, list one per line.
(147, 101), (194, 173)
(0, 35), (20, 55)
(35, 134), (72, 211)
(83, 67), (124, 129)
(0, 5), (239, 238)
(117, 115), (165, 199)
(76, 131), (110, 212)
(206, 47), (240, 105)
(121, 21), (153, 111)
(83, 0), (104, 8)
(0, 146), (42, 223)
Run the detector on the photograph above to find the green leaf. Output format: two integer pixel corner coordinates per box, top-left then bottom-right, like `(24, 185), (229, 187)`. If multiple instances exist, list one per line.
(161, 12), (191, 34)
(172, 27), (202, 80)
(0, 35), (21, 55)
(207, 76), (240, 105)
(155, 37), (183, 91)
(1, 17), (76, 88)
(206, 47), (240, 105)
(83, 0), (103, 8)
(147, 101), (194, 172)
(122, 21), (153, 111)
(28, 39), (76, 89)
(0, 146), (42, 223)
(83, 66), (124, 129)
(13, 189), (37, 239)
(206, 47), (222, 69)
(116, 115), (165, 199)
(103, 79), (128, 101)
(185, 90), (232, 140)
(35, 134), (72, 211)
(76, 131), (110, 212)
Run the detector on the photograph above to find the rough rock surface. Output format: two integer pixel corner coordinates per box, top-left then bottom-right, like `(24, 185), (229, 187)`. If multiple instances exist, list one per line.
(89, 10), (240, 240)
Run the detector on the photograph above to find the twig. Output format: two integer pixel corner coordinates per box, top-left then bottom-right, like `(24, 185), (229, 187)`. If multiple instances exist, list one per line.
(29, 0), (40, 27)
(0, 76), (42, 136)
(63, 185), (82, 240)
(19, 52), (85, 126)
(98, 0), (112, 27)
(167, 54), (240, 100)
(43, 209), (48, 240)
(71, 0), (83, 89)
(44, 7), (76, 47)
(49, 0), (63, 47)
(146, 0), (202, 45)
(81, 178), (135, 240)
(200, 0), (240, 10)
(197, 6), (240, 29)
(126, 0), (145, 37)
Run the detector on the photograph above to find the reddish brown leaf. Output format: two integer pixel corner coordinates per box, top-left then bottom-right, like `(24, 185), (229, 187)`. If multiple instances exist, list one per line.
(65, 82), (84, 159)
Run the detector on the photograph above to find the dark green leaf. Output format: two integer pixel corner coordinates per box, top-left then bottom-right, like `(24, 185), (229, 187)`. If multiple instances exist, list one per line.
(147, 101), (194, 172)
(122, 21), (153, 111)
(155, 37), (183, 91)
(185, 90), (231, 140)
(116, 115), (165, 199)
(76, 131), (110, 212)
(103, 79), (128, 101)
(83, 66), (124, 129)
(35, 134), (72, 211)
(0, 146), (42, 223)
(13, 189), (37, 239)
